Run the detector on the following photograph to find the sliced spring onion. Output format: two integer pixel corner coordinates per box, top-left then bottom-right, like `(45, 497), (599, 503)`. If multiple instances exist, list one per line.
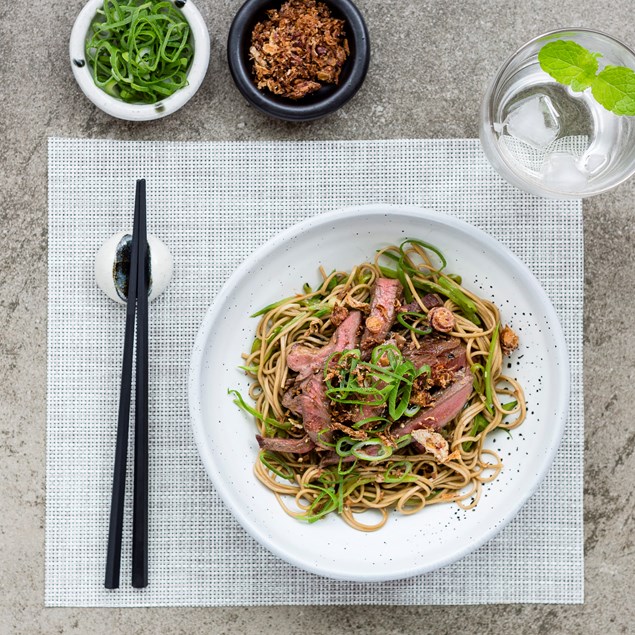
(383, 460), (414, 484)
(250, 296), (295, 317)
(335, 436), (357, 457)
(337, 458), (358, 476)
(483, 323), (500, 415)
(316, 428), (336, 448)
(396, 434), (413, 449)
(304, 485), (339, 523)
(462, 401), (518, 452)
(351, 439), (393, 461)
(370, 343), (403, 366)
(387, 364), (416, 420)
(397, 266), (413, 303)
(378, 265), (399, 279)
(86, 0), (193, 104)
(396, 311), (432, 336)
(436, 277), (481, 325)
(399, 238), (447, 272)
(463, 413), (490, 451)
(265, 308), (329, 345)
(403, 404), (421, 417)
(351, 416), (392, 430)
(470, 362), (485, 392)
(228, 389), (291, 431)
(238, 364), (259, 374)
(259, 451), (295, 481)
(326, 272), (346, 292)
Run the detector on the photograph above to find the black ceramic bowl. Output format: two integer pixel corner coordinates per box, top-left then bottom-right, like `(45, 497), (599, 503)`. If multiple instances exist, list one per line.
(227, 0), (370, 121)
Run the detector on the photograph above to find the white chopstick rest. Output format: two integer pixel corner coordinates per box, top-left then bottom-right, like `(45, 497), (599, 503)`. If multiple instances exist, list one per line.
(95, 230), (173, 304)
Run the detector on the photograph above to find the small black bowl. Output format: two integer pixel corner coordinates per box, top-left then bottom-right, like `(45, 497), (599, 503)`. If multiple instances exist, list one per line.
(227, 0), (370, 121)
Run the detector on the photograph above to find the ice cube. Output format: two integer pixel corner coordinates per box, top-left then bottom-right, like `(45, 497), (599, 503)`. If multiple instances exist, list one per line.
(583, 153), (608, 174)
(541, 152), (588, 191)
(504, 94), (561, 150)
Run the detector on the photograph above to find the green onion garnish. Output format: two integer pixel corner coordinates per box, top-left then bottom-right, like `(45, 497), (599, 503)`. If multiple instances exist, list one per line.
(378, 265), (399, 279)
(396, 434), (413, 449)
(463, 413), (490, 451)
(335, 436), (357, 457)
(259, 451), (295, 481)
(251, 296), (296, 317)
(403, 404), (420, 417)
(228, 389), (291, 431)
(351, 439), (393, 461)
(462, 400), (518, 451)
(399, 238), (448, 272)
(85, 0), (194, 104)
(483, 323), (500, 415)
(383, 460), (414, 483)
(396, 311), (433, 336)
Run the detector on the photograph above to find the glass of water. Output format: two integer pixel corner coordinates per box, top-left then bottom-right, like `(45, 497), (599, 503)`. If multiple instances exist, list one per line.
(480, 28), (635, 198)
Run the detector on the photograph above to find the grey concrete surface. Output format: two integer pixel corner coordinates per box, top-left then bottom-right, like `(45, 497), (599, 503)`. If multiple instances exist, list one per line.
(1, 1), (634, 633)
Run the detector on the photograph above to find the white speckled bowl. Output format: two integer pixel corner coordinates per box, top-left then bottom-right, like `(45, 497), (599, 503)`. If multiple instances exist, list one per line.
(189, 205), (569, 581)
(70, 0), (210, 121)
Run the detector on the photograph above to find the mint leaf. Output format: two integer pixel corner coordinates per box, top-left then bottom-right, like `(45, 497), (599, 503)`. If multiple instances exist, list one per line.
(591, 65), (635, 116)
(538, 40), (599, 92)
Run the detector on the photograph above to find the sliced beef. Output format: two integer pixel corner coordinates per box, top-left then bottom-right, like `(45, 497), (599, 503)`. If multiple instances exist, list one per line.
(282, 382), (304, 415)
(360, 278), (403, 354)
(393, 367), (474, 437)
(399, 293), (444, 314)
(421, 293), (444, 309)
(319, 452), (356, 467)
(256, 435), (315, 454)
(287, 310), (362, 380)
(300, 374), (332, 445)
(402, 336), (466, 373)
(351, 401), (385, 424)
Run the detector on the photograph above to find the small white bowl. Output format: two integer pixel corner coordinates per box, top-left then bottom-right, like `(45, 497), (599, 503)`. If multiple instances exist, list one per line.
(70, 0), (210, 121)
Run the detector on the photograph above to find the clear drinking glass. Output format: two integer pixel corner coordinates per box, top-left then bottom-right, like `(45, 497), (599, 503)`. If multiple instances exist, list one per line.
(480, 28), (635, 198)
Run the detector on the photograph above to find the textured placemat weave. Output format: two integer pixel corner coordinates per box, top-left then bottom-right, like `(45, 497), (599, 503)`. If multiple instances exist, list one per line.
(46, 137), (583, 606)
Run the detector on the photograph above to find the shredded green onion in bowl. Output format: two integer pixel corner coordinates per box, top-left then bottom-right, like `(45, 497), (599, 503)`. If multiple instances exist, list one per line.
(85, 0), (194, 104)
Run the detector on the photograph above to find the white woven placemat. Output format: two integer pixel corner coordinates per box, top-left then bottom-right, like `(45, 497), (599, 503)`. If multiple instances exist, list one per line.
(46, 137), (583, 606)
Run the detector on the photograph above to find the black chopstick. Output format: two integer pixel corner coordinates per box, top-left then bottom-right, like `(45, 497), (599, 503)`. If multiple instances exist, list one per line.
(132, 179), (149, 588)
(105, 181), (142, 590)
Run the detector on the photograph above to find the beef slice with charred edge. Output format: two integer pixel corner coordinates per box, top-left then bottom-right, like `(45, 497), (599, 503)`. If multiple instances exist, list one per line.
(286, 310), (362, 380)
(282, 311), (363, 447)
(360, 278), (403, 354)
(393, 367), (474, 437)
(256, 435), (315, 454)
(281, 382), (304, 415)
(402, 336), (466, 373)
(399, 293), (444, 313)
(300, 374), (333, 444)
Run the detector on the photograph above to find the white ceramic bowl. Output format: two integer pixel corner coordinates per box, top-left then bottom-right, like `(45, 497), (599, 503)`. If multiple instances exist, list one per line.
(70, 0), (210, 121)
(189, 205), (570, 581)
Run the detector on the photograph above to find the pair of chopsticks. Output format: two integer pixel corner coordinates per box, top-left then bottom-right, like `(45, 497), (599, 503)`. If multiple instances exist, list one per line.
(105, 180), (149, 589)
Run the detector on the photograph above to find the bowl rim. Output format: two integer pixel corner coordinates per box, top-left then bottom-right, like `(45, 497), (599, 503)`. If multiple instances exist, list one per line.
(188, 204), (571, 582)
(69, 0), (210, 121)
(227, 0), (370, 121)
